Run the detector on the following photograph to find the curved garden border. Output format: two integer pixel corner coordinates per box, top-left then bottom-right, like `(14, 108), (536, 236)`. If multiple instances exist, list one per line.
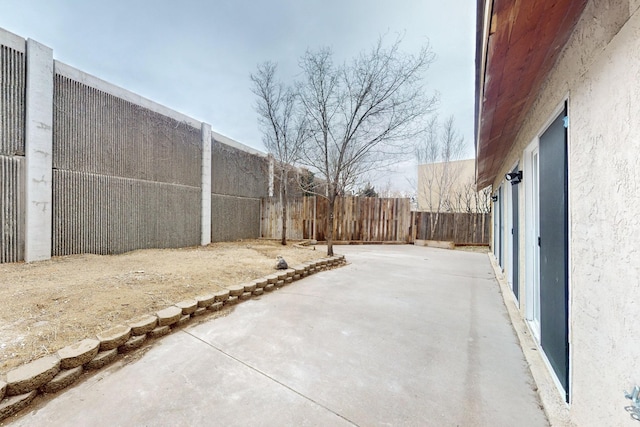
(0, 255), (346, 421)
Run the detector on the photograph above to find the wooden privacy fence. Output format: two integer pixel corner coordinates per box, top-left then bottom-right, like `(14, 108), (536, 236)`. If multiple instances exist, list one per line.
(261, 196), (316, 241)
(411, 211), (490, 245)
(261, 197), (490, 245)
(261, 196), (412, 243)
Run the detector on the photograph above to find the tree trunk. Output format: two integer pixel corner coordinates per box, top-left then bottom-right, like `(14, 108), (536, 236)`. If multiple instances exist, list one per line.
(281, 197), (287, 245)
(432, 212), (440, 240)
(327, 195), (335, 256)
(280, 167), (287, 245)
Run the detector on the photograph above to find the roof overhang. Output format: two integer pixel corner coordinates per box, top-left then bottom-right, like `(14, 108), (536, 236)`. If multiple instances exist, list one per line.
(474, 0), (588, 189)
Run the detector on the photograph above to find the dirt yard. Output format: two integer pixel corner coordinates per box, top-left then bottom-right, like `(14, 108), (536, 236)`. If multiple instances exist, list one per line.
(0, 240), (327, 374)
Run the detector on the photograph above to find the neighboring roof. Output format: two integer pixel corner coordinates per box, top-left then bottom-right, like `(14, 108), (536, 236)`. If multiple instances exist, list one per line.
(474, 0), (588, 189)
(418, 158), (475, 172)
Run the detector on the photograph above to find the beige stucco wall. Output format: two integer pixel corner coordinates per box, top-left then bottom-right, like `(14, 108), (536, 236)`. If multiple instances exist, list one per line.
(417, 159), (478, 212)
(490, 1), (640, 425)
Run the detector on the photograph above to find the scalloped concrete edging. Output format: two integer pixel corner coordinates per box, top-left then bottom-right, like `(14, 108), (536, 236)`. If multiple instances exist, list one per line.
(0, 255), (346, 421)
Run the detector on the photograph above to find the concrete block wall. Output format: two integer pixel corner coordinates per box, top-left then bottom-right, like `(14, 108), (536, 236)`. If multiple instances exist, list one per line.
(0, 255), (347, 421)
(0, 26), (275, 262)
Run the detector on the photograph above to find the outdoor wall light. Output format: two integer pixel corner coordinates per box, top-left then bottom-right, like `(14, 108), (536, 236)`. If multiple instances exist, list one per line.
(491, 195), (498, 202)
(505, 170), (523, 185)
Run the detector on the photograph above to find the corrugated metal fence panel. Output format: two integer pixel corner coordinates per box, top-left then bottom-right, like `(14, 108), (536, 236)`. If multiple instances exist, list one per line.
(0, 44), (26, 156)
(53, 170), (201, 256)
(211, 194), (260, 242)
(413, 211), (490, 245)
(53, 75), (201, 187)
(0, 155), (24, 262)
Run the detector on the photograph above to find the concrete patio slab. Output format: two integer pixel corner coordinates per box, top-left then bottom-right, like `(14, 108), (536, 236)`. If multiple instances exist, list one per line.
(6, 245), (547, 427)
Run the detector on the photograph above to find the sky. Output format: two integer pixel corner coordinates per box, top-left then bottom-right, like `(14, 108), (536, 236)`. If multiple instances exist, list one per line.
(0, 0), (476, 193)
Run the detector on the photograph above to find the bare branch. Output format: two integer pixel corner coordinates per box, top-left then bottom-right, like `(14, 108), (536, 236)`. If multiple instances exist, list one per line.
(415, 115), (488, 235)
(294, 36), (436, 254)
(251, 62), (308, 244)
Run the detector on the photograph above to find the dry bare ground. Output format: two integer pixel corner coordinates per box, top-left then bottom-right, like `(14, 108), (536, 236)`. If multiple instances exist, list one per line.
(454, 245), (490, 253)
(0, 240), (327, 374)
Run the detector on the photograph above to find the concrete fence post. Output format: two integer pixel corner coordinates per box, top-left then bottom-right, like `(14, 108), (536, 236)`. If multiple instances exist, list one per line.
(200, 123), (212, 245)
(268, 155), (274, 198)
(24, 38), (54, 262)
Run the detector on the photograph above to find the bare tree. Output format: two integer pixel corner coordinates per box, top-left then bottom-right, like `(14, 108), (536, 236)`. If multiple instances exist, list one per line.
(474, 185), (492, 214)
(375, 178), (412, 198)
(357, 182), (378, 197)
(449, 178), (492, 214)
(297, 37), (437, 255)
(251, 62), (306, 245)
(416, 115), (491, 217)
(415, 115), (466, 233)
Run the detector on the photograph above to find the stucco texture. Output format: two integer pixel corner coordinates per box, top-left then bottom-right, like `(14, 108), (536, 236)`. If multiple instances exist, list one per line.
(570, 6), (640, 426)
(490, 1), (640, 425)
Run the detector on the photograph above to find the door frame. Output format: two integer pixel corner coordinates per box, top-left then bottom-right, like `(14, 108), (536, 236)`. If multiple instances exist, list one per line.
(494, 185), (504, 267)
(524, 140), (540, 339)
(499, 185), (504, 268)
(503, 177), (512, 278)
(527, 98), (572, 404)
(492, 188), (498, 259)
(509, 162), (520, 304)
